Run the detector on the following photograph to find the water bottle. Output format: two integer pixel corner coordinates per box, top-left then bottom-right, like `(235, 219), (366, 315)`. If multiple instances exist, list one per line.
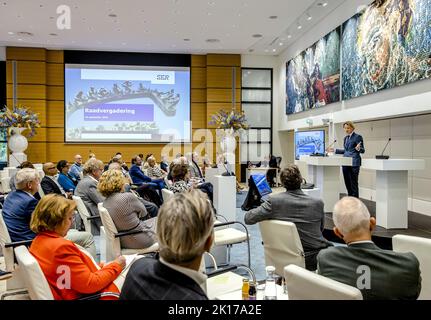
(264, 266), (277, 300)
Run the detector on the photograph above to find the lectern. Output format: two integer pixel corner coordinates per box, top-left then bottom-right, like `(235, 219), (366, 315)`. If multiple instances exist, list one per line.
(362, 159), (425, 229)
(299, 155), (352, 212)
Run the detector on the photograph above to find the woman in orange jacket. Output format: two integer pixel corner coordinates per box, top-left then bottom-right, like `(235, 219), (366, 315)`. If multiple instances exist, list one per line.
(29, 194), (126, 300)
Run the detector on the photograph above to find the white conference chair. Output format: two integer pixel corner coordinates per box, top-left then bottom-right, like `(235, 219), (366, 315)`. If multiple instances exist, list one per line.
(97, 203), (158, 262)
(284, 264), (363, 300)
(393, 234), (431, 300)
(1, 176), (11, 194)
(14, 245), (53, 300)
(162, 188), (175, 203)
(258, 220), (305, 276)
(72, 195), (98, 234)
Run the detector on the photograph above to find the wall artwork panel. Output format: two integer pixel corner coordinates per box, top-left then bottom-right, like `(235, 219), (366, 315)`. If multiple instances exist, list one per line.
(342, 0), (431, 100)
(286, 27), (341, 115)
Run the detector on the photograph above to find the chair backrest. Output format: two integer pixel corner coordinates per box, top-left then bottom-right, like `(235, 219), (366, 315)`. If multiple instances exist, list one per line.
(1, 176), (11, 193)
(284, 264), (363, 300)
(162, 188), (175, 203)
(72, 195), (92, 233)
(14, 245), (54, 300)
(0, 210), (14, 271)
(393, 234), (431, 300)
(258, 220), (305, 276)
(38, 184), (45, 198)
(97, 203), (121, 261)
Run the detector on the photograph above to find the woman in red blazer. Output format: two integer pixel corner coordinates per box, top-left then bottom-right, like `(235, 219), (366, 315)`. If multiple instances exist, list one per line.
(29, 194), (126, 300)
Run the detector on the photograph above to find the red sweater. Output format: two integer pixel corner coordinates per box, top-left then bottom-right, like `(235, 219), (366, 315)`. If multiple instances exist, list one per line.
(30, 231), (122, 300)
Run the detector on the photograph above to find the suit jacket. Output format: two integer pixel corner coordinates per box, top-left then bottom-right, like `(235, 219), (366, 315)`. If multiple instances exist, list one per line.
(129, 164), (152, 185)
(189, 160), (203, 179)
(317, 242), (421, 300)
(244, 189), (330, 252)
(2, 190), (38, 242)
(120, 257), (208, 300)
(335, 132), (365, 167)
(30, 231), (121, 300)
(41, 176), (63, 195)
(75, 176), (104, 233)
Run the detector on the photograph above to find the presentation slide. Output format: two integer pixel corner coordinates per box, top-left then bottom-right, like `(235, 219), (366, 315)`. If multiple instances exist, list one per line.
(295, 130), (325, 160)
(65, 64), (190, 143)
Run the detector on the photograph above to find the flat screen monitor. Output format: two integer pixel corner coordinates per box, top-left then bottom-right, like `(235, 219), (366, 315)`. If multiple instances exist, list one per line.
(295, 130), (325, 160)
(251, 174), (272, 197)
(64, 64), (191, 143)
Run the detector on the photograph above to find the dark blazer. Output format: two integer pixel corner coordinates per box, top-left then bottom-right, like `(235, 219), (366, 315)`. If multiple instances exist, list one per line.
(2, 190), (38, 242)
(335, 132), (365, 166)
(129, 164), (152, 185)
(317, 242), (421, 300)
(120, 257), (208, 300)
(41, 176), (63, 195)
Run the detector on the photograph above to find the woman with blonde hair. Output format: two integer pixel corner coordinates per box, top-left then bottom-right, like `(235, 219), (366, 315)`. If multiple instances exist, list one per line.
(29, 194), (126, 300)
(98, 169), (157, 249)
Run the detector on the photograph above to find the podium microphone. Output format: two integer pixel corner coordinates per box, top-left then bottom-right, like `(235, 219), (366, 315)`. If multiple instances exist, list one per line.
(375, 138), (391, 160)
(325, 139), (337, 156)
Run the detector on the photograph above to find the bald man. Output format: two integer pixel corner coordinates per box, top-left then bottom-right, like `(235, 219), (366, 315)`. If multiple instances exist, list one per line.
(69, 154), (83, 182)
(317, 197), (421, 300)
(41, 162), (72, 198)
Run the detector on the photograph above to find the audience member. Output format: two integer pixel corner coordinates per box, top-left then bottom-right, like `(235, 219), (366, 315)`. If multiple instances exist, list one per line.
(75, 158), (105, 234)
(57, 160), (77, 192)
(169, 164), (213, 202)
(244, 165), (331, 270)
(9, 161), (40, 199)
(120, 190), (214, 300)
(186, 152), (204, 179)
(160, 155), (169, 173)
(29, 194), (125, 300)
(3, 169), (96, 256)
(317, 197), (421, 300)
(98, 170), (157, 249)
(147, 156), (167, 179)
(69, 154), (83, 182)
(41, 162), (72, 199)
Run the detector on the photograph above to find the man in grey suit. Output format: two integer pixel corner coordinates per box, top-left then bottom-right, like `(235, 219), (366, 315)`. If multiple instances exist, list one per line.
(244, 165), (331, 270)
(75, 158), (105, 235)
(317, 197), (421, 300)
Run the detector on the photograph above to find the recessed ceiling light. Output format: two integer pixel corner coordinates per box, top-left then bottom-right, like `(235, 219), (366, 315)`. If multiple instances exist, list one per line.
(279, 42), (283, 46)
(252, 34), (262, 38)
(183, 38), (190, 41)
(272, 48), (276, 52)
(287, 34), (292, 39)
(108, 13), (117, 17)
(317, 2), (328, 7)
(8, 31), (14, 35)
(17, 38), (23, 41)
(297, 23), (302, 30)
(269, 15), (278, 19)
(306, 13), (312, 21)
(49, 33), (58, 36)
(206, 38), (220, 43)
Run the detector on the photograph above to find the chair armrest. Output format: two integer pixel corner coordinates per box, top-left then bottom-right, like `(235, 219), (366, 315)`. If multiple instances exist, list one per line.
(86, 215), (100, 221)
(4, 239), (33, 248)
(214, 213), (228, 222)
(114, 229), (144, 238)
(214, 220), (250, 242)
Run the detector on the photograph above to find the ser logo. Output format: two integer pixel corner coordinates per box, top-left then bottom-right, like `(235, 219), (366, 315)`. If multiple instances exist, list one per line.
(156, 74), (170, 81)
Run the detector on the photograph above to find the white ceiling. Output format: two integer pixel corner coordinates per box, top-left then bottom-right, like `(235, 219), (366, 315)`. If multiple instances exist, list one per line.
(0, 0), (349, 55)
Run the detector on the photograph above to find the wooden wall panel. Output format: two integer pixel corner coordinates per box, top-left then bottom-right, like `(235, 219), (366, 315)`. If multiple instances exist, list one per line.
(207, 89), (241, 103)
(47, 63), (64, 86)
(191, 88), (206, 103)
(46, 100), (64, 127)
(207, 66), (241, 88)
(191, 103), (206, 128)
(207, 54), (241, 67)
(191, 67), (206, 88)
(6, 84), (46, 100)
(191, 55), (206, 67)
(46, 50), (64, 63)
(47, 86), (64, 101)
(25, 143), (47, 163)
(6, 47), (46, 61)
(6, 61), (46, 84)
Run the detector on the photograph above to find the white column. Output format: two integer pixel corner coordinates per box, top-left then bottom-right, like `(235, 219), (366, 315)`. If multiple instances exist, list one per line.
(213, 175), (236, 222)
(375, 170), (408, 229)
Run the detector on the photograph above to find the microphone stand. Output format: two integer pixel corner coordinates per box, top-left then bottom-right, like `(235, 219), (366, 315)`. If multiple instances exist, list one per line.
(375, 138), (391, 160)
(325, 140), (337, 156)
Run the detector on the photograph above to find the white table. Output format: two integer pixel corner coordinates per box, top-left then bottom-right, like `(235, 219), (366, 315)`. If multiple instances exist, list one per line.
(299, 155), (352, 212)
(362, 159), (425, 229)
(215, 283), (288, 300)
(205, 167), (226, 187)
(206, 271), (245, 300)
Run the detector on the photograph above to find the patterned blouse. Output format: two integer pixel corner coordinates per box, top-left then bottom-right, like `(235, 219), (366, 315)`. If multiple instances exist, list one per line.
(147, 166), (165, 178)
(168, 180), (190, 194)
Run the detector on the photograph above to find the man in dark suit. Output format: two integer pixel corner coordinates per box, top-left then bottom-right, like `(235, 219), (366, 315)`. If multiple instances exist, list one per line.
(120, 190), (213, 300)
(244, 165), (331, 270)
(317, 197), (421, 300)
(329, 121), (364, 198)
(41, 162), (72, 198)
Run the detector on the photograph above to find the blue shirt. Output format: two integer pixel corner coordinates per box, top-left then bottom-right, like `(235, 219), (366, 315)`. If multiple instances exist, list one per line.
(58, 172), (76, 192)
(69, 163), (82, 181)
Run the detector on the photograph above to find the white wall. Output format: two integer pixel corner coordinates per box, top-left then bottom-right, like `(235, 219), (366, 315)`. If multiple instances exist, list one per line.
(270, 0), (431, 215)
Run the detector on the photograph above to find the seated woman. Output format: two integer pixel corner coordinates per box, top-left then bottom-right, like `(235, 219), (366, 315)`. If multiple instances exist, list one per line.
(168, 164), (213, 202)
(120, 190), (214, 300)
(98, 169), (157, 249)
(146, 156), (167, 179)
(57, 160), (77, 192)
(29, 194), (126, 300)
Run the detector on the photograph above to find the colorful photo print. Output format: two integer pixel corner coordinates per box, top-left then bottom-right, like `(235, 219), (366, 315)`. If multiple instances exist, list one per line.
(286, 27), (341, 114)
(342, 0), (431, 100)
